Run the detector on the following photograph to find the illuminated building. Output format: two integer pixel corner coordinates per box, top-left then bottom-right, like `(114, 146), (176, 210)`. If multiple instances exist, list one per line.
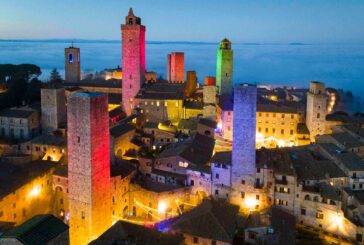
(217, 95), (306, 148)
(136, 82), (185, 124)
(104, 67), (122, 80)
(306, 81), (327, 141)
(0, 160), (55, 226)
(65, 46), (81, 82)
(41, 86), (66, 134)
(121, 8), (146, 115)
(216, 38), (233, 96)
(67, 92), (111, 245)
(185, 71), (197, 97)
(19, 134), (66, 162)
(167, 52), (184, 83)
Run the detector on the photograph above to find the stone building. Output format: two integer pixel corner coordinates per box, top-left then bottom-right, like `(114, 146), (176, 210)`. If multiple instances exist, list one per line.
(41, 86), (66, 134)
(136, 82), (185, 123)
(216, 38), (233, 96)
(121, 8), (146, 115)
(167, 52), (184, 83)
(0, 160), (55, 226)
(203, 85), (217, 120)
(65, 46), (81, 82)
(306, 81), (327, 141)
(67, 92), (111, 245)
(0, 107), (40, 140)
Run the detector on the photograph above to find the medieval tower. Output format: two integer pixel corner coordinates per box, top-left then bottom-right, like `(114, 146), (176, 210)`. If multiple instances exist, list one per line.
(216, 38), (233, 96)
(306, 81), (327, 141)
(67, 92), (111, 245)
(65, 46), (81, 82)
(41, 86), (66, 134)
(166, 52), (184, 82)
(121, 8), (146, 115)
(231, 84), (257, 210)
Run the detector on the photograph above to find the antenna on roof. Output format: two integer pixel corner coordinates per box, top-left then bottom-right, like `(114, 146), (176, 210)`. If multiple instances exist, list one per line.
(71, 40), (74, 48)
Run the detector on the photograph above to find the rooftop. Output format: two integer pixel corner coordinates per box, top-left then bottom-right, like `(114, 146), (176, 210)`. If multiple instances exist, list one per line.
(135, 82), (185, 100)
(0, 108), (35, 118)
(110, 123), (135, 138)
(170, 199), (239, 243)
(211, 151), (232, 165)
(90, 220), (184, 245)
(0, 215), (68, 245)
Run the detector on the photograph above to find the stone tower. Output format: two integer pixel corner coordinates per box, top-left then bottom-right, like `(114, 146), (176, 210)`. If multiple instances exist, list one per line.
(216, 38), (233, 96)
(166, 52), (184, 82)
(68, 92), (111, 245)
(185, 71), (197, 97)
(65, 46), (81, 82)
(121, 8), (146, 115)
(41, 86), (66, 134)
(203, 85), (217, 120)
(306, 81), (327, 141)
(231, 84), (257, 208)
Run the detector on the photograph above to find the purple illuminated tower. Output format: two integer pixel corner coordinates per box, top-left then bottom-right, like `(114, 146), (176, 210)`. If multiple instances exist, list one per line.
(121, 8), (146, 115)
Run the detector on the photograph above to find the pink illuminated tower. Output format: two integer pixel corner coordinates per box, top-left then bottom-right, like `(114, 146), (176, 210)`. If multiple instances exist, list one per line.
(67, 92), (111, 245)
(166, 52), (184, 82)
(121, 8), (146, 115)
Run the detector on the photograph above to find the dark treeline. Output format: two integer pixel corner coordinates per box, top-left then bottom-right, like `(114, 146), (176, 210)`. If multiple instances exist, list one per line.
(0, 64), (43, 110)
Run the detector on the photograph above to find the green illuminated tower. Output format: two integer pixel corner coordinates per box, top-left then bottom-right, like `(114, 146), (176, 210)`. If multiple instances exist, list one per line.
(216, 38), (233, 96)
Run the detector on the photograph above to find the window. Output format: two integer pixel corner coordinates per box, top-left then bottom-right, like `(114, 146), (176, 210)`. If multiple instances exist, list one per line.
(193, 237), (198, 244)
(281, 129), (284, 135)
(290, 130), (294, 135)
(22, 208), (26, 217)
(317, 113), (320, 119)
(241, 179), (245, 185)
(248, 232), (256, 240)
(190, 180), (194, 186)
(211, 240), (217, 245)
(282, 114), (285, 118)
(291, 114), (294, 119)
(356, 234), (363, 242)
(316, 211), (324, 219)
(215, 189), (219, 195)
(241, 192), (245, 199)
(256, 195), (259, 200)
(81, 211), (85, 219)
(60, 198), (63, 205)
(301, 208), (306, 215)
(77, 137), (80, 143)
(215, 173), (219, 179)
(0, 210), (3, 217)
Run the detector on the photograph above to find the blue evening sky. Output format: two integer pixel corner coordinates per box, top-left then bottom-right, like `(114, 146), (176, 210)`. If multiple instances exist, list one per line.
(1, 0), (364, 43)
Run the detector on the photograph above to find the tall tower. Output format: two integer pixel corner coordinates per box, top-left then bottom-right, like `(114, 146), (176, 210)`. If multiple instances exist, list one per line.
(216, 39), (233, 96)
(185, 71), (197, 97)
(231, 84), (257, 208)
(306, 81), (327, 141)
(41, 86), (66, 134)
(68, 92), (111, 245)
(166, 52), (184, 82)
(121, 8), (146, 115)
(65, 46), (81, 82)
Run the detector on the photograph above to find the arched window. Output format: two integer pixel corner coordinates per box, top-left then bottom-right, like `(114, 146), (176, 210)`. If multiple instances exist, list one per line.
(313, 196), (319, 202)
(304, 195), (311, 201)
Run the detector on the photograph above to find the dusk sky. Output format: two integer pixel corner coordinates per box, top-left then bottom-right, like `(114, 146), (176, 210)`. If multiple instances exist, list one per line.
(1, 0), (364, 43)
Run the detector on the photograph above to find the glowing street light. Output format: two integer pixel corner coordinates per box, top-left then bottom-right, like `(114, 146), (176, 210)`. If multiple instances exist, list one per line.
(244, 198), (258, 210)
(158, 201), (167, 213)
(29, 186), (41, 197)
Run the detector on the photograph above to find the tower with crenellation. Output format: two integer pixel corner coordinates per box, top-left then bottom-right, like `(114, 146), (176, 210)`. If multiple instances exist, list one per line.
(216, 38), (233, 96)
(67, 92), (111, 245)
(121, 8), (146, 115)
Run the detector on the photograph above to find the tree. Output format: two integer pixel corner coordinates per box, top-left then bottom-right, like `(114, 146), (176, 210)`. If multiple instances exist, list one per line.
(49, 68), (62, 83)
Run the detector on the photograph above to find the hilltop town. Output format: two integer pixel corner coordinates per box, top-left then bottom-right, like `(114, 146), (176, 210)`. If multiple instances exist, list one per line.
(1, 8), (364, 245)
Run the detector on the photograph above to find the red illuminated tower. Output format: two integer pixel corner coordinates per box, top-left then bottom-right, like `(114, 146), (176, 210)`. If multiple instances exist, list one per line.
(121, 8), (146, 115)
(67, 92), (111, 245)
(166, 52), (184, 82)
